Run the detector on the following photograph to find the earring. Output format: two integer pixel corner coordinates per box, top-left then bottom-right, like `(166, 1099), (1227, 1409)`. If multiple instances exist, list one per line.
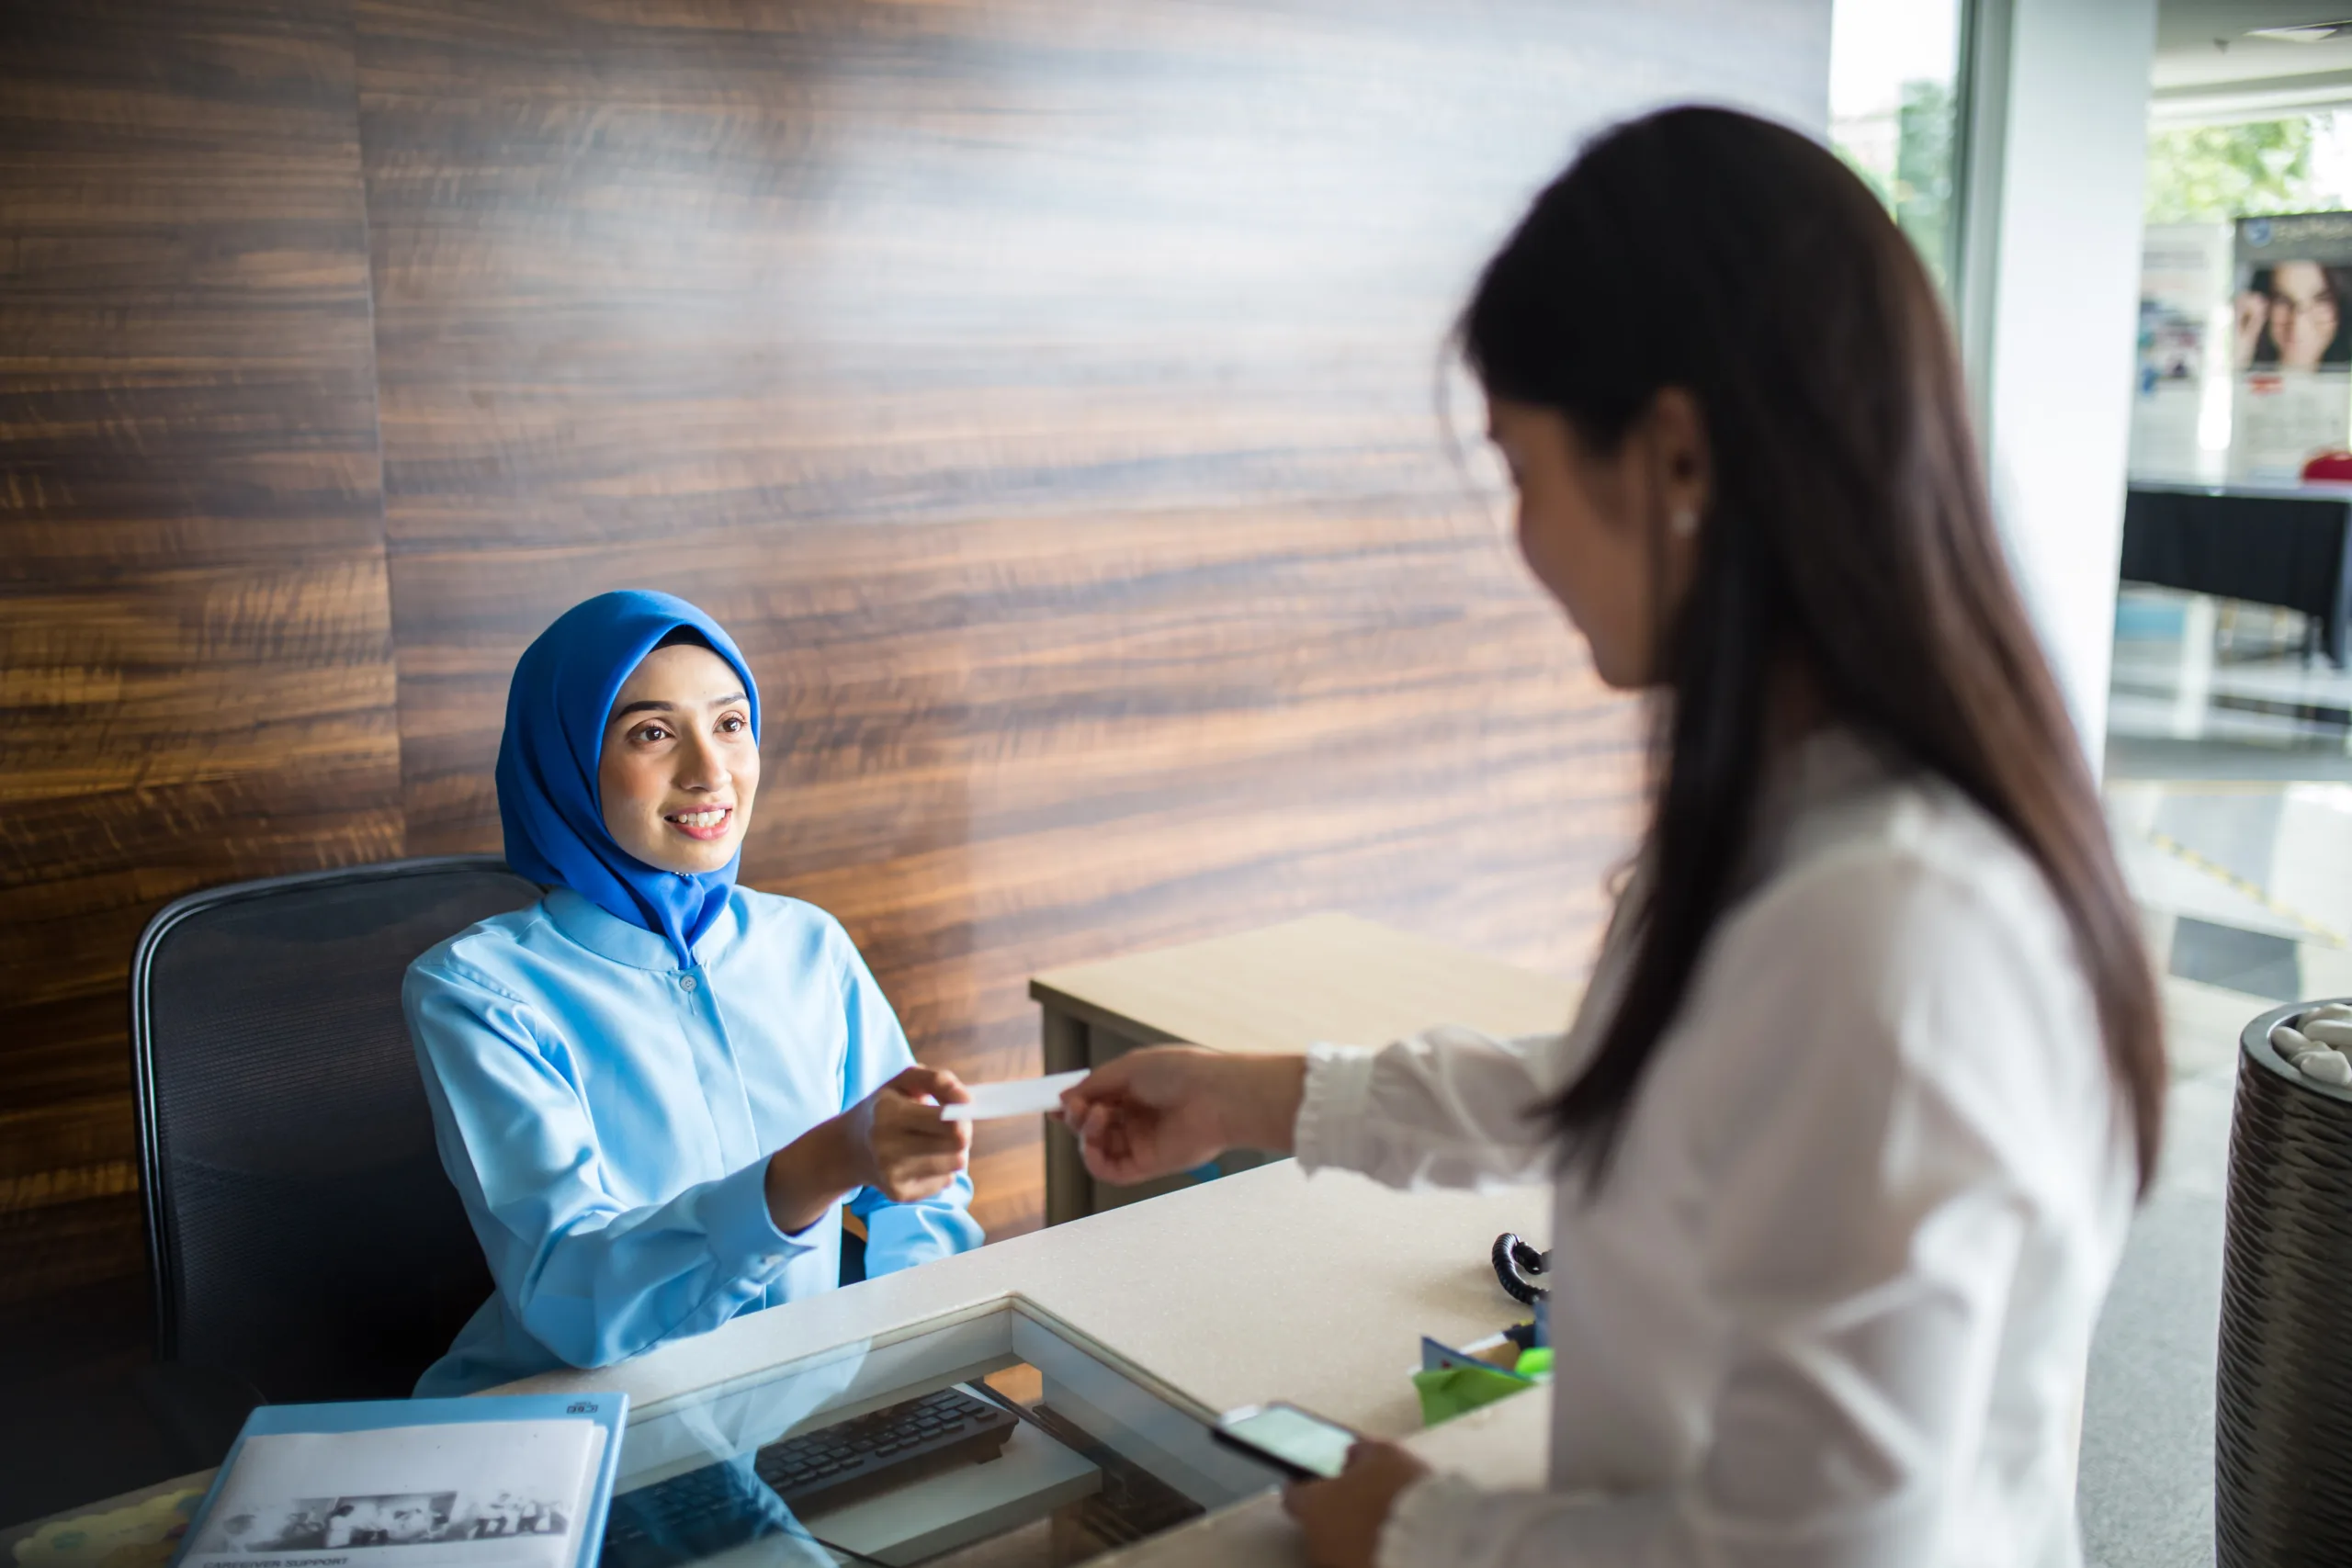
(1670, 507), (1700, 538)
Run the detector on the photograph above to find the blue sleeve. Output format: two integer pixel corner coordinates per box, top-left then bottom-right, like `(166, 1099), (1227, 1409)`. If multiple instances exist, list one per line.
(404, 959), (817, 1371)
(834, 937), (986, 1271)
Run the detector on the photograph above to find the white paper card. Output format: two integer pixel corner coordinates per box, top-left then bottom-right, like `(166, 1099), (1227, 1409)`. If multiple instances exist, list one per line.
(939, 1070), (1088, 1121)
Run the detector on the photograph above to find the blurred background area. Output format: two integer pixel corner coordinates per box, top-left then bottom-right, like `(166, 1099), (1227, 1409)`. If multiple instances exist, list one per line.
(2109, 13), (2352, 1025)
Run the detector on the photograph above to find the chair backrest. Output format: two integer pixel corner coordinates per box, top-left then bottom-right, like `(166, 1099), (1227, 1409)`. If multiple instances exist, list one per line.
(131, 856), (543, 1402)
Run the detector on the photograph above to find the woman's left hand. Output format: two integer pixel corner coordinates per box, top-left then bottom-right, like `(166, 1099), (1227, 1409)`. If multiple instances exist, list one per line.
(1281, 1440), (1430, 1568)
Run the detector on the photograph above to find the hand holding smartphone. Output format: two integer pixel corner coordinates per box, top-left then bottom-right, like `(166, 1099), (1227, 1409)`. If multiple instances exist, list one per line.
(1209, 1402), (1360, 1482)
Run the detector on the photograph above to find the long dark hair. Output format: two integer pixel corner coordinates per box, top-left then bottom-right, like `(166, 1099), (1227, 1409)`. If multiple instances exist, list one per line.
(1462, 107), (2164, 1194)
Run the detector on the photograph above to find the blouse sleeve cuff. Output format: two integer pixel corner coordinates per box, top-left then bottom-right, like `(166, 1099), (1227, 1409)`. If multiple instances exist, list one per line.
(1293, 1043), (1377, 1175)
(705, 1157), (818, 1277)
(1376, 1472), (1487, 1568)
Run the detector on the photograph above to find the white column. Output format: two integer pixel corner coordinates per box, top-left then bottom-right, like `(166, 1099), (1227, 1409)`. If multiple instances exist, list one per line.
(1959, 0), (2158, 762)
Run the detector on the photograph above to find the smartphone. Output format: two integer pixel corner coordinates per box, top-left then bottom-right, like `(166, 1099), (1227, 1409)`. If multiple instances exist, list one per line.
(1209, 1402), (1360, 1482)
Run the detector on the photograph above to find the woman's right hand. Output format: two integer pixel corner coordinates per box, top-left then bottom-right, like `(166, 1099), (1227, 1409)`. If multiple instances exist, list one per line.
(770, 1065), (973, 1234)
(1057, 1047), (1306, 1186)
(841, 1065), (972, 1201)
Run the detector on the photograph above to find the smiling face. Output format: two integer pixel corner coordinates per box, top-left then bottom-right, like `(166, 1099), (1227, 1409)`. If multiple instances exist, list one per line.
(597, 639), (760, 874)
(2271, 260), (2341, 370)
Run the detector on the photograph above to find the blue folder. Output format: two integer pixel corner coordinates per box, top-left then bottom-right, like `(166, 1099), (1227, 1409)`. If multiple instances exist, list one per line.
(169, 1393), (629, 1568)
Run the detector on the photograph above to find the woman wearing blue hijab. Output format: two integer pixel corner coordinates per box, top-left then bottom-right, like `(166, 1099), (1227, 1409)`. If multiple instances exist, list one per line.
(404, 590), (982, 1396)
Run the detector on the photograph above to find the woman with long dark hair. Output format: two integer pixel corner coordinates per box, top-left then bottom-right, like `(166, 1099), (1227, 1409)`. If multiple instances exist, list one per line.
(1058, 106), (2164, 1567)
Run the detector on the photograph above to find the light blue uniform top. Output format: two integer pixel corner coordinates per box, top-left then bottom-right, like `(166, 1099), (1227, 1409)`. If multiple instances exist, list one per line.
(404, 884), (982, 1396)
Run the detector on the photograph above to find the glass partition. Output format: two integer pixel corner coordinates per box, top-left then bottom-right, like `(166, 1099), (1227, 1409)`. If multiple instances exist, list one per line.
(600, 1299), (1284, 1568)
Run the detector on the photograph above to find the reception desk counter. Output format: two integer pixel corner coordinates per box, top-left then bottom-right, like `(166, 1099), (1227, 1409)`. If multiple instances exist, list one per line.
(0, 918), (2245, 1568)
(518, 1158), (1554, 1566)
(5, 917), (1568, 1568)
(3, 1158), (1553, 1568)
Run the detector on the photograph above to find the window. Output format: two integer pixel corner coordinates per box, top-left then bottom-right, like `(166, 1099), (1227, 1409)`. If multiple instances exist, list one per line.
(1830, 0), (1969, 293)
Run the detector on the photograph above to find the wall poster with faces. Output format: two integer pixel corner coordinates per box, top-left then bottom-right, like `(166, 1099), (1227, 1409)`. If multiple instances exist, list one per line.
(2232, 213), (2352, 482)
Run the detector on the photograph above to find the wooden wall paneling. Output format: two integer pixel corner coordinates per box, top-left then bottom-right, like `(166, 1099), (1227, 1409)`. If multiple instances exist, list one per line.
(357, 0), (1828, 1242)
(386, 510), (1647, 1236)
(0, 0), (401, 1311)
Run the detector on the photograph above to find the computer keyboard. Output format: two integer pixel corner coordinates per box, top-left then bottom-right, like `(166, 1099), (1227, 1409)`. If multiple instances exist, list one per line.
(603, 1459), (797, 1568)
(752, 1384), (1017, 1516)
(601, 1385), (1018, 1568)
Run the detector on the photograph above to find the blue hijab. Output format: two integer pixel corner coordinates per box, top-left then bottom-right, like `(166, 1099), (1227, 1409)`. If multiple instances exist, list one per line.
(496, 591), (761, 969)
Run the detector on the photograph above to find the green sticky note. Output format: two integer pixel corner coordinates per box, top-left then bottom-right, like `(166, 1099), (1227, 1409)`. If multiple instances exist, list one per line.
(1412, 1363), (1538, 1426)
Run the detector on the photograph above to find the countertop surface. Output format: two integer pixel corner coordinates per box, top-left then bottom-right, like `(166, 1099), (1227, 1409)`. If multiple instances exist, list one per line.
(6, 1055), (2245, 1568)
(6, 1088), (2240, 1568)
(508, 1158), (1552, 1453)
(508, 1158), (1556, 1567)
(0, 1163), (1556, 1566)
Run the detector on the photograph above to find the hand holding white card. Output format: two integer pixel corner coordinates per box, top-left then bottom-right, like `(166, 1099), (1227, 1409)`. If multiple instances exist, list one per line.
(938, 1069), (1088, 1121)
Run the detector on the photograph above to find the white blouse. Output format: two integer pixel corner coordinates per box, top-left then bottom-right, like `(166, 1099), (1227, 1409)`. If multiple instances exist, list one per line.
(1295, 729), (2137, 1568)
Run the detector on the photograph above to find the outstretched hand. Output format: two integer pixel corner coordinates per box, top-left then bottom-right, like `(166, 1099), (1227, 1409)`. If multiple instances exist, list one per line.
(843, 1065), (973, 1201)
(1056, 1047), (1306, 1187)
(766, 1065), (972, 1235)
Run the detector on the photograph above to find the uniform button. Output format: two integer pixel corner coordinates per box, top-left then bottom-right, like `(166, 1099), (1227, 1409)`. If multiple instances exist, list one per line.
(680, 975), (697, 991)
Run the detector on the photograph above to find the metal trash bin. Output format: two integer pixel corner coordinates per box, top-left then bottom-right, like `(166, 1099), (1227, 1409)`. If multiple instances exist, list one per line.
(2218, 998), (2352, 1565)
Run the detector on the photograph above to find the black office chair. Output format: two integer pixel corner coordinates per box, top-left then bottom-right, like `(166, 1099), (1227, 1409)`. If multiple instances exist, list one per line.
(130, 855), (541, 1454)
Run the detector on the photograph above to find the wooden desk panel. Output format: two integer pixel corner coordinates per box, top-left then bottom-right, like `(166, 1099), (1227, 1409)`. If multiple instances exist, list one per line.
(1031, 913), (1585, 1221)
(1032, 912), (1586, 1059)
